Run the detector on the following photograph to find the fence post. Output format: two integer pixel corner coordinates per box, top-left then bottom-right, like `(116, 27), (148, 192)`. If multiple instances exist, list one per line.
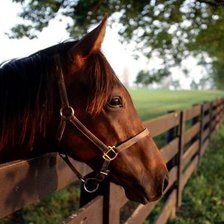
(166, 110), (179, 171)
(176, 110), (185, 208)
(211, 101), (216, 137)
(108, 183), (123, 224)
(166, 111), (179, 219)
(198, 103), (204, 166)
(191, 104), (200, 145)
(79, 176), (111, 224)
(208, 101), (213, 142)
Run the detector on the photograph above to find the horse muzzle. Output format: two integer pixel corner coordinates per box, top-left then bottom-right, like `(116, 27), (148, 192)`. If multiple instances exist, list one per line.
(122, 168), (169, 204)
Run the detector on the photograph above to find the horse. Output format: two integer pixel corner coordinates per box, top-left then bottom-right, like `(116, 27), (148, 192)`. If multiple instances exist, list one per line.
(0, 16), (168, 204)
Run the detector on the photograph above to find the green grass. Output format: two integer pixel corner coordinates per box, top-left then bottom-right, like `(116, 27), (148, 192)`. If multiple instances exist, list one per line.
(1, 89), (224, 224)
(130, 89), (224, 120)
(1, 184), (80, 224)
(168, 123), (224, 224)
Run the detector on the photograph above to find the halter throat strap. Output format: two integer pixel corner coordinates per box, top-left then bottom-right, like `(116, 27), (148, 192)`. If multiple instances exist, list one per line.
(55, 55), (149, 193)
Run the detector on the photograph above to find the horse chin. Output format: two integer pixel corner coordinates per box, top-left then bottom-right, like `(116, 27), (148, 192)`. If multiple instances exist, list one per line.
(124, 189), (149, 204)
(124, 185), (161, 205)
(111, 176), (160, 204)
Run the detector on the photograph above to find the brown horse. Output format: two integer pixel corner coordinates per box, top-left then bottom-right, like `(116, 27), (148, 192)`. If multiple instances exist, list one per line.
(0, 17), (168, 204)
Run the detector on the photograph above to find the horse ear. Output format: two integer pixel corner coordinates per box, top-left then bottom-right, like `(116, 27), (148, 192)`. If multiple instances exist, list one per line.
(69, 16), (107, 68)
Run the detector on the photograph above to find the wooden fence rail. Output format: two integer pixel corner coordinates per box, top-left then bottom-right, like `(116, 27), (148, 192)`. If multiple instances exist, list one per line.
(0, 98), (224, 223)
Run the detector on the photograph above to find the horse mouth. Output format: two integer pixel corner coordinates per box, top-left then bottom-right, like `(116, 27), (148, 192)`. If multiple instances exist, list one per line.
(110, 175), (163, 204)
(124, 185), (161, 204)
(125, 188), (150, 204)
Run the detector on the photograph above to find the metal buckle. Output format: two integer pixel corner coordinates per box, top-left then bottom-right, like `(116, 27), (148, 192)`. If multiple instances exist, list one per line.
(102, 146), (118, 161)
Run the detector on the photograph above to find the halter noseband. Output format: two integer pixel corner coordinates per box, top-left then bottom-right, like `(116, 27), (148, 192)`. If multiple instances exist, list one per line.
(55, 55), (149, 193)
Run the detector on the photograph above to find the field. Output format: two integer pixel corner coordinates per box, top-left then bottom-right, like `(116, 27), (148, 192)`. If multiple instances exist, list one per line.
(168, 123), (224, 224)
(130, 89), (224, 120)
(133, 89), (224, 224)
(1, 89), (224, 224)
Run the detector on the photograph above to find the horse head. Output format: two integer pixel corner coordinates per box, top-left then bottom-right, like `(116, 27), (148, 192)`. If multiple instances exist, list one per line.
(56, 17), (169, 204)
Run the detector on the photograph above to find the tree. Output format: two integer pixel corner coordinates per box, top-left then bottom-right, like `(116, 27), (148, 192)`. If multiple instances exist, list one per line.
(135, 69), (170, 87)
(190, 80), (199, 90)
(198, 76), (211, 89)
(9, 0), (224, 87)
(171, 80), (181, 90)
(135, 71), (151, 87)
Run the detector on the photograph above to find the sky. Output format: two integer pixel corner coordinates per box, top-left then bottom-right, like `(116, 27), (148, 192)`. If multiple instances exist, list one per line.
(0, 0), (204, 88)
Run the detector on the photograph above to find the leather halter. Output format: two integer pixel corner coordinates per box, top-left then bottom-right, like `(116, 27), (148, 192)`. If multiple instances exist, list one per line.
(55, 55), (150, 193)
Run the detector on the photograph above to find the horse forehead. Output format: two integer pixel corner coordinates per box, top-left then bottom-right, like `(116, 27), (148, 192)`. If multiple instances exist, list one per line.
(110, 83), (131, 96)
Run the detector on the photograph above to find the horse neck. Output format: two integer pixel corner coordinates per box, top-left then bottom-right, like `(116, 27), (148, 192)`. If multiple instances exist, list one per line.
(0, 56), (60, 163)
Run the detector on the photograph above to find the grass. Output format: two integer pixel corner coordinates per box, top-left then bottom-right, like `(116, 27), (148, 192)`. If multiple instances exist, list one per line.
(1, 89), (224, 224)
(130, 89), (224, 120)
(168, 123), (224, 224)
(0, 184), (81, 224)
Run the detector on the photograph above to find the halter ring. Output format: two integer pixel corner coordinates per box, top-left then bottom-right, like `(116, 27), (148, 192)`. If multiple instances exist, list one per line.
(60, 106), (75, 119)
(83, 178), (100, 193)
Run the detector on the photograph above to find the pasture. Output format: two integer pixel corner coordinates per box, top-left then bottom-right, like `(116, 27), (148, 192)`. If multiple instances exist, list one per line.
(130, 89), (224, 120)
(1, 89), (224, 224)
(169, 123), (224, 224)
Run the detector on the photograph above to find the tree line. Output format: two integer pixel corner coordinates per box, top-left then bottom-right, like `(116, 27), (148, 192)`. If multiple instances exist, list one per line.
(10, 0), (224, 88)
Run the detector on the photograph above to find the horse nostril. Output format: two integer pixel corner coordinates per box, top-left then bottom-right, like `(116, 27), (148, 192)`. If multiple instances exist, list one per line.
(162, 174), (169, 192)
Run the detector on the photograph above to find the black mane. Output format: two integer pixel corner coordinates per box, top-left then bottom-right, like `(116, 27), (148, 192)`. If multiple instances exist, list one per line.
(0, 41), (76, 150)
(0, 40), (120, 153)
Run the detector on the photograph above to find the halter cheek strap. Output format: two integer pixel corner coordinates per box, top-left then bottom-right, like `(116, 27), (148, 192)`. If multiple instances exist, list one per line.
(55, 55), (150, 193)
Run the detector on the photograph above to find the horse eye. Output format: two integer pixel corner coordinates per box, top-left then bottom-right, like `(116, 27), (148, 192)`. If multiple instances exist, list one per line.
(107, 96), (123, 108)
